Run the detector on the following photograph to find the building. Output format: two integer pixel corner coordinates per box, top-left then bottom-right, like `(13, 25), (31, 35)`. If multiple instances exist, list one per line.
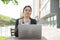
(40, 0), (60, 28)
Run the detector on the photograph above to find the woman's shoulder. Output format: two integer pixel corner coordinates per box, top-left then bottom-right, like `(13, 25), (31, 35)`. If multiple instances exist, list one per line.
(16, 18), (20, 21)
(16, 18), (23, 21)
(30, 18), (36, 21)
(30, 18), (37, 24)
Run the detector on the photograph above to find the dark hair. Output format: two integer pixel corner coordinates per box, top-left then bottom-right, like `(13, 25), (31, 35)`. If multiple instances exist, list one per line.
(23, 5), (32, 12)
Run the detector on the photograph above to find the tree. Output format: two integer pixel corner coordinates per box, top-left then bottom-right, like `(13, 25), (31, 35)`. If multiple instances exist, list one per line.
(1, 0), (18, 5)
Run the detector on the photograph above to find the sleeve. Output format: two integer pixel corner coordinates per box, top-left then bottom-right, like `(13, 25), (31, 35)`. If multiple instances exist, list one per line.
(31, 19), (37, 24)
(14, 19), (19, 37)
(33, 19), (37, 24)
(15, 19), (19, 29)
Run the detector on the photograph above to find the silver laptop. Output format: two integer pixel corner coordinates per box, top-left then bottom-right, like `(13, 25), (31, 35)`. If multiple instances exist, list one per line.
(18, 24), (41, 39)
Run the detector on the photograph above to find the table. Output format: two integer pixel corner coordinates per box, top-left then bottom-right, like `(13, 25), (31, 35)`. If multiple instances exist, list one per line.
(6, 37), (47, 40)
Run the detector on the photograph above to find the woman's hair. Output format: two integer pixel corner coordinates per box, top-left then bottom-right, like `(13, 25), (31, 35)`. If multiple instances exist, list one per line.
(23, 5), (32, 12)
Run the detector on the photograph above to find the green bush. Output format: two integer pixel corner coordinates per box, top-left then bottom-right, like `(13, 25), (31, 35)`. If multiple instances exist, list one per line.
(0, 14), (16, 26)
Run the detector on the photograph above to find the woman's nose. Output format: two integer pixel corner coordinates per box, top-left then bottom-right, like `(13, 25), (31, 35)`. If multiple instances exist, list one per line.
(26, 11), (29, 13)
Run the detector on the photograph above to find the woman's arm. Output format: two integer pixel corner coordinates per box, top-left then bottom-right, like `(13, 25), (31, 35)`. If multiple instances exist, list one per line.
(14, 19), (19, 37)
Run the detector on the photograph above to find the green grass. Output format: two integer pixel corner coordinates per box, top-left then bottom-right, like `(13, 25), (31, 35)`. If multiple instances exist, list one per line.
(0, 36), (6, 40)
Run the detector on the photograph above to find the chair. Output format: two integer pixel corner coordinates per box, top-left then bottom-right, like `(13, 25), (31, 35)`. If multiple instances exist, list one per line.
(10, 28), (15, 36)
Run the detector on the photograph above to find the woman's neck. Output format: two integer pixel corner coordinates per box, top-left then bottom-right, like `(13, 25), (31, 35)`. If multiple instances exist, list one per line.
(24, 16), (30, 19)
(24, 17), (29, 19)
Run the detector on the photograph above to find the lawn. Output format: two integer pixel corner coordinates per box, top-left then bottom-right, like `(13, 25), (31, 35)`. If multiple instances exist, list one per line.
(0, 36), (6, 40)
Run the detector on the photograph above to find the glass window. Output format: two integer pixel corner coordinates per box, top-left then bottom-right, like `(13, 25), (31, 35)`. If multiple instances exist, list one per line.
(41, 8), (46, 17)
(45, 1), (50, 13)
(48, 17), (50, 25)
(51, 16), (54, 27)
(54, 15), (57, 28)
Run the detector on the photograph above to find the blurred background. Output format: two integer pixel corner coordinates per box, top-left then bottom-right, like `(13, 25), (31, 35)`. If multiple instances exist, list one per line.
(0, 0), (60, 40)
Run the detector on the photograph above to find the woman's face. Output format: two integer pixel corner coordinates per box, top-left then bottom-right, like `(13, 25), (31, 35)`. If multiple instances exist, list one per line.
(23, 7), (32, 18)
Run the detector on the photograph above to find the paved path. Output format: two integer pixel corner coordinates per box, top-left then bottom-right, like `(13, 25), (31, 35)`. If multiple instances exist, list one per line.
(42, 25), (60, 40)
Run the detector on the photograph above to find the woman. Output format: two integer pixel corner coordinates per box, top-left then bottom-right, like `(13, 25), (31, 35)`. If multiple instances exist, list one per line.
(15, 5), (37, 37)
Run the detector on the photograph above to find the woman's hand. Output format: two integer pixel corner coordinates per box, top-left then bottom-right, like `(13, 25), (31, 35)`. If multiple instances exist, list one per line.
(25, 18), (31, 24)
(19, 18), (31, 24)
(19, 19), (24, 24)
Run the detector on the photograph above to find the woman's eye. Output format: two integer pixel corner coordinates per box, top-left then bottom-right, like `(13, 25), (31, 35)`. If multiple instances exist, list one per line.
(29, 10), (31, 12)
(25, 10), (28, 11)
(25, 10), (31, 12)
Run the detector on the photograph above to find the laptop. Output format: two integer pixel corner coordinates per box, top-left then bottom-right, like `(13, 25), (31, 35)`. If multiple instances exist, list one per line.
(18, 24), (41, 39)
